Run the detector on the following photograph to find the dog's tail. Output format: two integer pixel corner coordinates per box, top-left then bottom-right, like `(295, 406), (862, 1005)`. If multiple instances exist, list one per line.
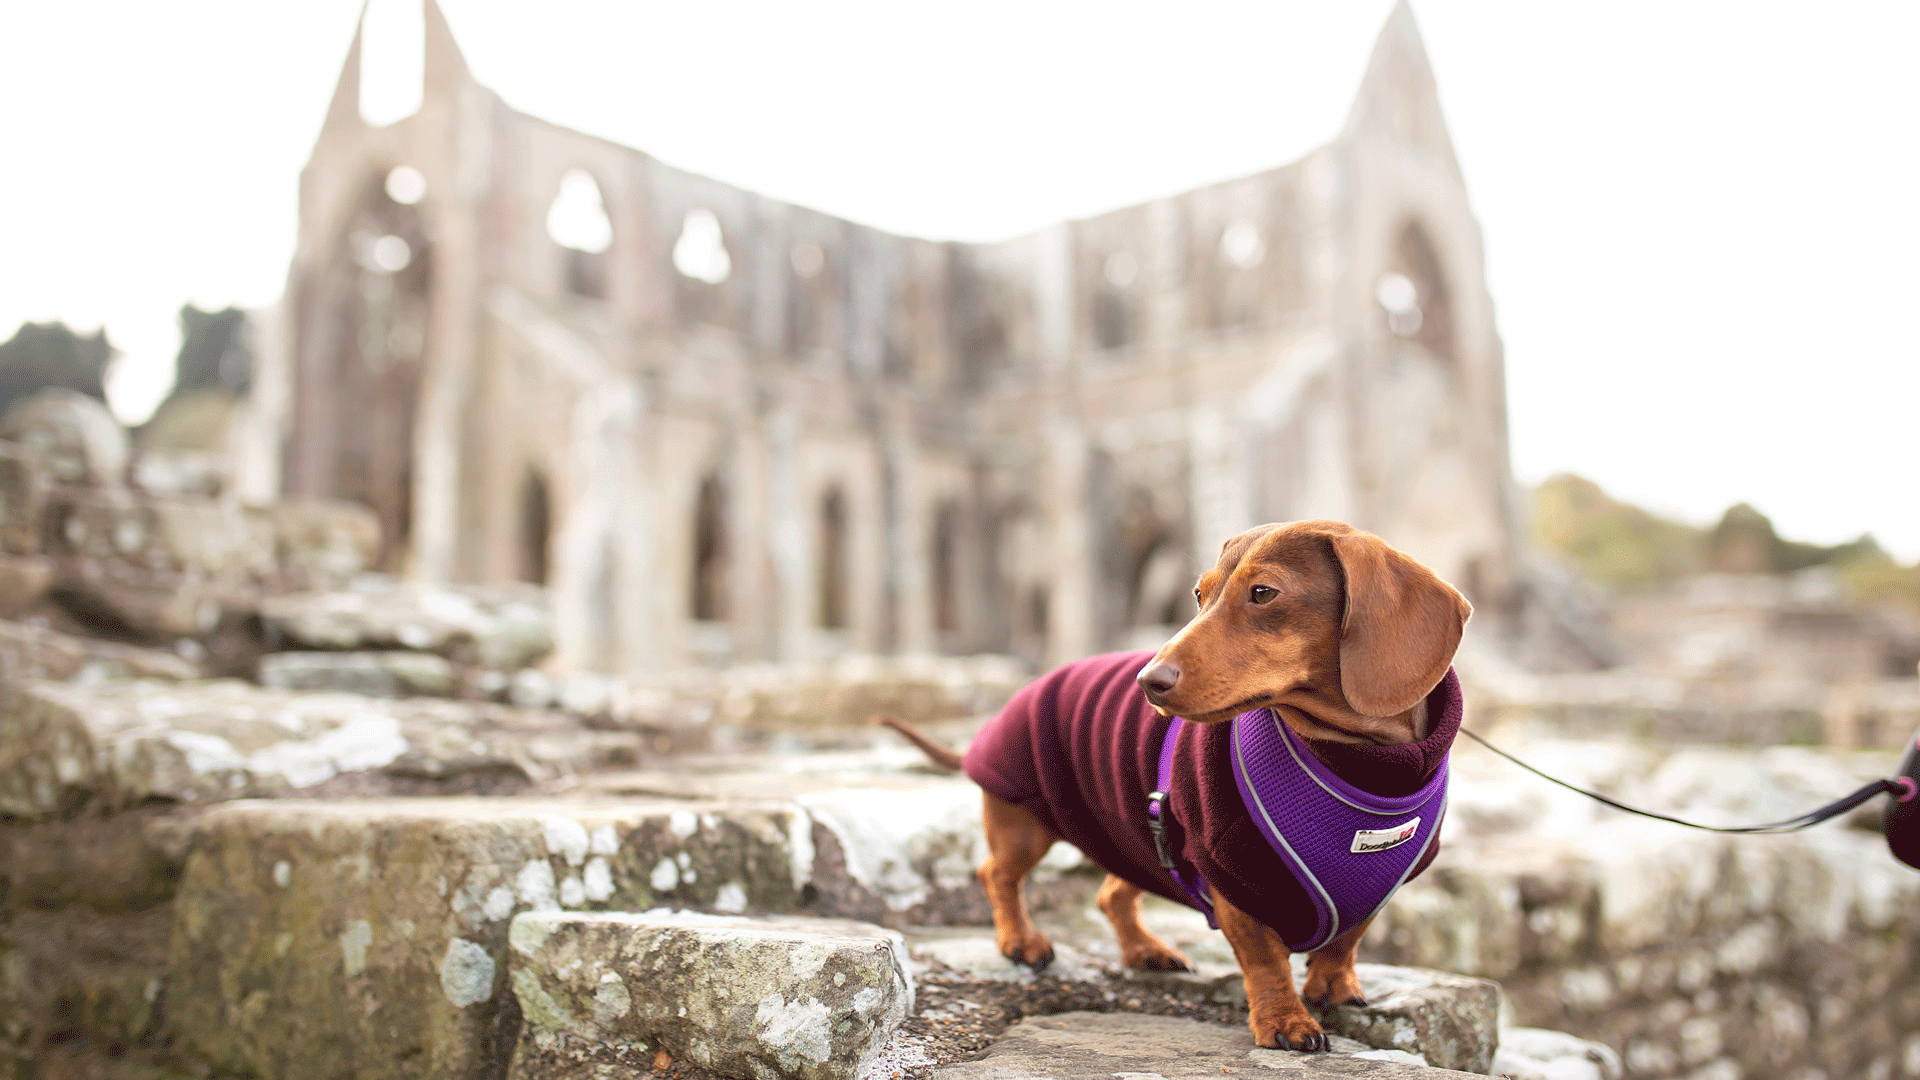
(874, 715), (965, 773)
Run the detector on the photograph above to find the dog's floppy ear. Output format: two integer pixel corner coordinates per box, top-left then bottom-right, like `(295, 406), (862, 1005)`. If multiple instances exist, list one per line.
(1330, 531), (1471, 718)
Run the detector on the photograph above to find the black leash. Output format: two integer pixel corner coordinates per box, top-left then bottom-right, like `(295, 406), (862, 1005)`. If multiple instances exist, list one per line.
(1458, 728), (1905, 834)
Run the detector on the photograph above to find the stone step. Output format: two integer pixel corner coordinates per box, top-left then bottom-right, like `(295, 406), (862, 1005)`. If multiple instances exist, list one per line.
(506, 911), (912, 1080)
(164, 797), (813, 1080)
(927, 1012), (1473, 1079)
(0, 677), (671, 822)
(903, 931), (1500, 1075)
(498, 911), (1503, 1080)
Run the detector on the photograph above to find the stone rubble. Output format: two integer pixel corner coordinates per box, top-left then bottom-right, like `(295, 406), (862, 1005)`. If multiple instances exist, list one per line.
(0, 389), (384, 672)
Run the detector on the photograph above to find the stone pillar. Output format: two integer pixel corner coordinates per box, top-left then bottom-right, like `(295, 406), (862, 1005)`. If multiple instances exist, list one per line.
(549, 380), (648, 673)
(608, 381), (654, 675)
(888, 407), (933, 655)
(728, 416), (774, 662)
(1187, 407), (1252, 569)
(226, 301), (289, 506)
(1044, 419), (1096, 665)
(765, 406), (807, 661)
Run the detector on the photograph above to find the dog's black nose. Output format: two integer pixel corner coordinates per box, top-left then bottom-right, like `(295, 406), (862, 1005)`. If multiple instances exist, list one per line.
(1137, 661), (1180, 701)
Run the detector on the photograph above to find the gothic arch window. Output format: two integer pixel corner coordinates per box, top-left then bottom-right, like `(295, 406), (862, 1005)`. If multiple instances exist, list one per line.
(690, 472), (727, 621)
(548, 170), (612, 299)
(817, 486), (849, 629)
(1376, 221), (1453, 363)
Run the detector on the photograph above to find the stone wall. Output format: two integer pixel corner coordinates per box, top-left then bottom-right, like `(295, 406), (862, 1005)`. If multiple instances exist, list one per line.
(1365, 736), (1920, 1080)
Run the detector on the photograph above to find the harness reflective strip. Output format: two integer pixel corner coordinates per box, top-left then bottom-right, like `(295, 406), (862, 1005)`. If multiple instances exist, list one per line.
(1147, 717), (1217, 927)
(1229, 720), (1340, 949)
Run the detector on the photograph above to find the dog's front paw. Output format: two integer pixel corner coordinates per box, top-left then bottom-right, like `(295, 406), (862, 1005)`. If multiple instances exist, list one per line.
(997, 929), (1055, 971)
(1252, 1012), (1330, 1053)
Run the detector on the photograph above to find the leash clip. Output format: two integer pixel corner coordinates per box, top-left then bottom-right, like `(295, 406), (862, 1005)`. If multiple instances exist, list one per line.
(1146, 789), (1174, 869)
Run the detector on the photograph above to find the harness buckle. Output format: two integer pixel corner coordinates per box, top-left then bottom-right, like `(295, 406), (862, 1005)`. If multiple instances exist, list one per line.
(1146, 790), (1174, 869)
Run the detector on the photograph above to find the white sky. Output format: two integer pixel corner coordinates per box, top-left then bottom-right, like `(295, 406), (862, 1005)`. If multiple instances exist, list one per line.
(2, 1), (1915, 556)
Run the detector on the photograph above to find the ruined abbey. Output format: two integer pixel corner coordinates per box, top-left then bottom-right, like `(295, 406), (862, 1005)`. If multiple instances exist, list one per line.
(235, 1), (1528, 676)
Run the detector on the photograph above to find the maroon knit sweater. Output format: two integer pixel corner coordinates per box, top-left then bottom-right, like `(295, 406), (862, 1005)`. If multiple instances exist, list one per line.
(963, 650), (1456, 945)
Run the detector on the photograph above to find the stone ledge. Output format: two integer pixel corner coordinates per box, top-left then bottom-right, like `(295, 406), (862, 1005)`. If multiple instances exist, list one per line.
(927, 1012), (1477, 1079)
(260, 580), (553, 670)
(0, 678), (656, 820)
(506, 910), (911, 1080)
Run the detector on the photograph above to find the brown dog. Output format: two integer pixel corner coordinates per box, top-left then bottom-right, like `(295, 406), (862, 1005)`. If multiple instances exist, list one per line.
(883, 520), (1469, 1051)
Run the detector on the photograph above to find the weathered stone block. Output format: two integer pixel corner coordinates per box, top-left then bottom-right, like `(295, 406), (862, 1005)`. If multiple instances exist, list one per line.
(132, 449), (225, 498)
(0, 619), (198, 685)
(164, 797), (815, 1080)
(0, 905), (173, 1070)
(0, 390), (128, 489)
(0, 441), (48, 556)
(928, 1012), (1478, 1079)
(0, 555), (50, 616)
(255, 497), (381, 590)
(1318, 964), (1501, 1074)
(261, 579), (553, 669)
(257, 649), (455, 697)
(44, 489), (275, 638)
(0, 679), (616, 819)
(1490, 1027), (1623, 1080)
(506, 910), (911, 1080)
(0, 807), (196, 912)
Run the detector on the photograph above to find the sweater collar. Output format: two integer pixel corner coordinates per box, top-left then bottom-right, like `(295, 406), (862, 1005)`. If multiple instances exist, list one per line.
(1275, 668), (1462, 800)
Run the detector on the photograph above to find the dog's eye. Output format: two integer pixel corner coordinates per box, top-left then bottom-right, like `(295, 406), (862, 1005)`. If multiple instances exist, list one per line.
(1249, 585), (1277, 604)
(1193, 588), (1203, 606)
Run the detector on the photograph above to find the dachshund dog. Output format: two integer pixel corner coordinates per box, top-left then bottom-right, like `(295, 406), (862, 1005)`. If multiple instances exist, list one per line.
(883, 520), (1470, 1051)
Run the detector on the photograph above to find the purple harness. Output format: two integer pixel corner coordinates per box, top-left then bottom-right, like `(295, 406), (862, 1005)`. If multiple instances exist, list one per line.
(1146, 673), (1453, 952)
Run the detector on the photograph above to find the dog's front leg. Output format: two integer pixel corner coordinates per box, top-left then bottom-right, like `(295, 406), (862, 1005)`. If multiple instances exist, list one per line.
(1212, 888), (1328, 1051)
(977, 794), (1058, 970)
(1302, 917), (1371, 1008)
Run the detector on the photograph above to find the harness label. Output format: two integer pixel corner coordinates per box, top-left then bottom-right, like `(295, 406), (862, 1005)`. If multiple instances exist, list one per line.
(1350, 817), (1421, 854)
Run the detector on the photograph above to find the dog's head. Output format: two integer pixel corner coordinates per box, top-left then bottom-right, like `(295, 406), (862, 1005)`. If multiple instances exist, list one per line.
(1135, 520), (1470, 743)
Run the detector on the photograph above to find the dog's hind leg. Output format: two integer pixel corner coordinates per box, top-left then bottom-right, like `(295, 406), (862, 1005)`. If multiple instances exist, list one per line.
(1096, 875), (1194, 971)
(978, 793), (1058, 971)
(1301, 917), (1372, 1008)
